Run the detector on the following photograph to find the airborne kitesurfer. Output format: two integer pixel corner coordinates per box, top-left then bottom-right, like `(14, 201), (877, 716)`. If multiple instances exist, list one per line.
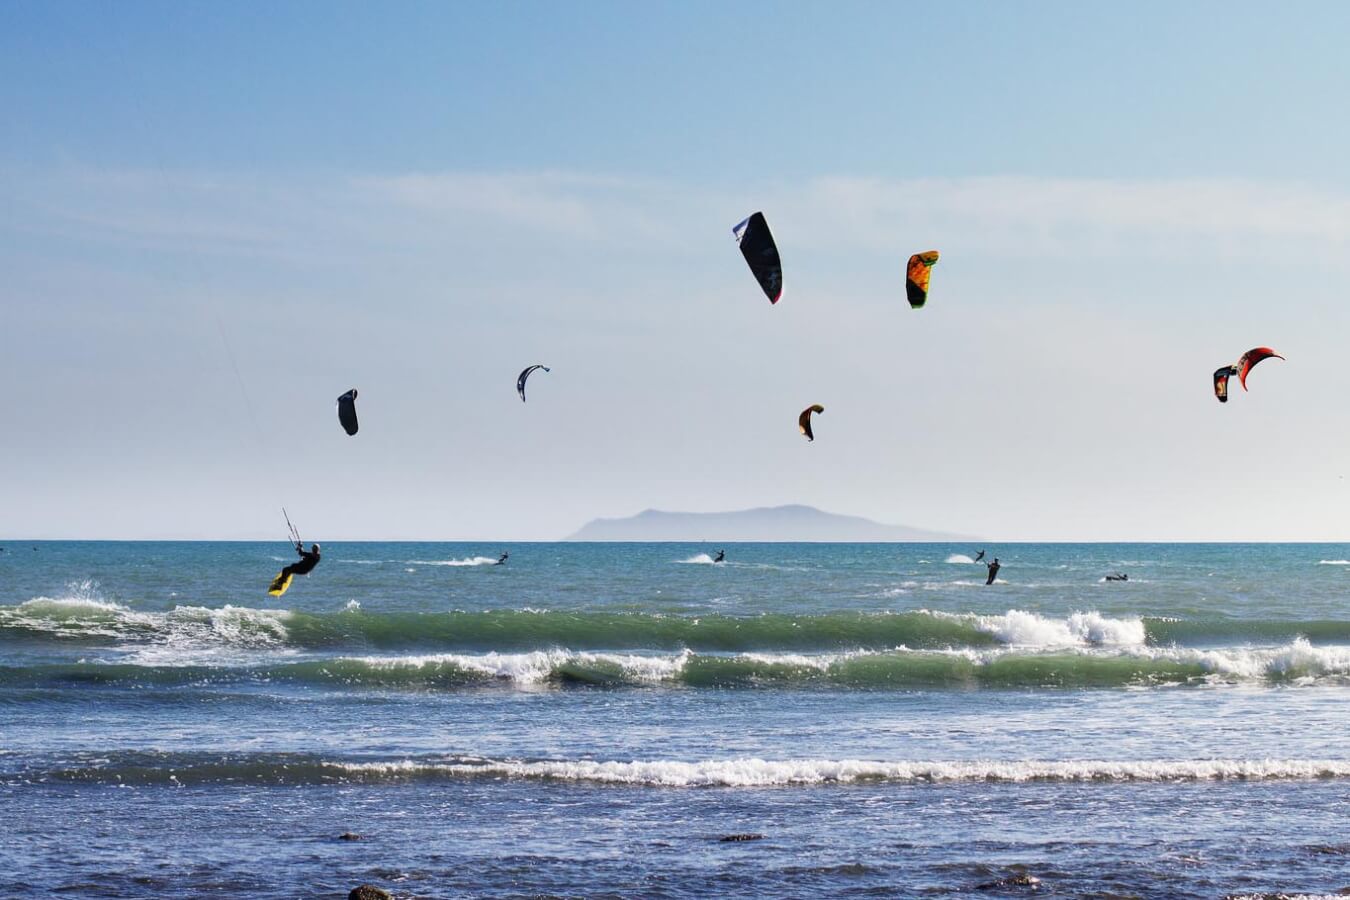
(268, 543), (321, 596)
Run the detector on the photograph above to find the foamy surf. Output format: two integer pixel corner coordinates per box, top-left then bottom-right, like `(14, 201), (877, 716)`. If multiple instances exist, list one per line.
(0, 589), (292, 651)
(924, 608), (1147, 647)
(407, 557), (501, 567)
(36, 752), (1350, 787)
(4, 641), (1349, 689)
(340, 756), (1350, 786)
(331, 649), (692, 685)
(944, 554), (976, 564)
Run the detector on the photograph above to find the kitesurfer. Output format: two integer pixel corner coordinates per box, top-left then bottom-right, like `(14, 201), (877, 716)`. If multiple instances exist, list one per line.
(269, 543), (321, 595)
(714, 550), (725, 563)
(973, 550), (986, 563)
(984, 558), (1001, 586)
(496, 551), (509, 565)
(1105, 573), (1128, 582)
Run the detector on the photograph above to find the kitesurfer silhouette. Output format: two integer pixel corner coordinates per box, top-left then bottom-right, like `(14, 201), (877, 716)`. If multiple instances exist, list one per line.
(269, 543), (321, 595)
(985, 558), (1001, 585)
(284, 543), (321, 578)
(713, 550), (725, 563)
(496, 551), (509, 565)
(973, 550), (986, 563)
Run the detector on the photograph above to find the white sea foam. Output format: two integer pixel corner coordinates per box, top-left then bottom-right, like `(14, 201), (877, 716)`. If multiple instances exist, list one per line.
(0, 583), (294, 660)
(1153, 638), (1350, 680)
(678, 554), (718, 565)
(738, 651), (852, 671)
(328, 756), (1350, 787)
(319, 641), (1350, 686)
(944, 554), (976, 564)
(117, 605), (294, 666)
(925, 609), (1147, 647)
(408, 557), (501, 567)
(1317, 559), (1350, 565)
(339, 649), (693, 684)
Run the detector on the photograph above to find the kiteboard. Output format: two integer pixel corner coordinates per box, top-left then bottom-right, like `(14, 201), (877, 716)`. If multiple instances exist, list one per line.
(267, 572), (294, 597)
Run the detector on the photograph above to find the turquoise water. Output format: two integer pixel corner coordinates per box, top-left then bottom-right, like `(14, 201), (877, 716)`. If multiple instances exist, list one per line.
(2, 542), (1349, 897)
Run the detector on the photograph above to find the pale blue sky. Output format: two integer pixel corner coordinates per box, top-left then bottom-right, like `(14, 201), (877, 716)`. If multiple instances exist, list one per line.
(4, 2), (1350, 540)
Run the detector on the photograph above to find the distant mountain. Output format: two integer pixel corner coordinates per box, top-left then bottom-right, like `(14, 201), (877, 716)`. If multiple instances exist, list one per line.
(565, 505), (976, 542)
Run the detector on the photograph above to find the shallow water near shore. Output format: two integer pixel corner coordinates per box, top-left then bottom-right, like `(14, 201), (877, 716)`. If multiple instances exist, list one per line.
(2, 541), (1349, 897)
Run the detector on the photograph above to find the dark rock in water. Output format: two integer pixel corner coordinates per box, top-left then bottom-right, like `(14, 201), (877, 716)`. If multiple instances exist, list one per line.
(338, 831), (362, 841)
(349, 886), (392, 900)
(719, 833), (764, 842)
(976, 873), (1041, 890)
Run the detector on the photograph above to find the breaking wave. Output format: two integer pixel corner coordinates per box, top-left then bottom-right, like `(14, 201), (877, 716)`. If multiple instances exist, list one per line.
(3, 640), (1349, 690)
(20, 751), (1350, 787)
(7, 596), (1350, 657)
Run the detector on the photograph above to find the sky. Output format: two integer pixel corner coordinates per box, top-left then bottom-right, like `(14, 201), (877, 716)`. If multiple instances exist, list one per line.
(5, 1), (1350, 541)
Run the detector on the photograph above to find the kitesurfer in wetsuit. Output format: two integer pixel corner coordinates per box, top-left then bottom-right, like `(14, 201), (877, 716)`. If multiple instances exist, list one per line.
(713, 550), (725, 563)
(496, 551), (509, 565)
(280, 543), (322, 581)
(985, 558), (1001, 585)
(973, 550), (986, 563)
(1105, 573), (1129, 582)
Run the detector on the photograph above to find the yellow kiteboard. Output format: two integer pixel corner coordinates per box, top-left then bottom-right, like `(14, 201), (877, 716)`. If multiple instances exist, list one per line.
(267, 571), (294, 597)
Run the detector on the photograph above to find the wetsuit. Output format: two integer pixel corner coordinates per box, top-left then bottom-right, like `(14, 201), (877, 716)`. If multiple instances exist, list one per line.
(496, 552), (508, 565)
(280, 545), (321, 580)
(973, 550), (985, 563)
(713, 550), (725, 563)
(985, 560), (1000, 585)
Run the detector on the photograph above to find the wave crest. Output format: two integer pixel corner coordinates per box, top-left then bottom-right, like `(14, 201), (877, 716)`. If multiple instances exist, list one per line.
(31, 752), (1350, 787)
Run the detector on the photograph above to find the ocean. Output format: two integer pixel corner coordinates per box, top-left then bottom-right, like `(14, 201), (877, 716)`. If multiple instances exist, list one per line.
(2, 541), (1348, 898)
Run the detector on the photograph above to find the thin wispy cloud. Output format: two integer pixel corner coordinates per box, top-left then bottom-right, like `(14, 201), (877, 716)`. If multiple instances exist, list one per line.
(7, 166), (1350, 265)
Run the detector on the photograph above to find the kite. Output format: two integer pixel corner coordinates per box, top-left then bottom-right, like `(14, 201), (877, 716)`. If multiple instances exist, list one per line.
(1236, 347), (1284, 391)
(517, 365), (551, 402)
(336, 389), (359, 436)
(906, 251), (940, 309)
(1212, 367), (1235, 403)
(732, 212), (783, 304)
(1213, 347), (1284, 402)
(798, 404), (824, 441)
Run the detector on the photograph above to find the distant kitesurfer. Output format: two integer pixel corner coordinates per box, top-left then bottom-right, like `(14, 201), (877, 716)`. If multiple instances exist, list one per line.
(1105, 573), (1129, 582)
(713, 550), (725, 563)
(985, 558), (1000, 585)
(973, 550), (986, 562)
(268, 543), (321, 597)
(496, 551), (509, 565)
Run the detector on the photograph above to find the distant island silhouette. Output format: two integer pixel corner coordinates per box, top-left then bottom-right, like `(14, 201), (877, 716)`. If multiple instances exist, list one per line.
(565, 504), (977, 542)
